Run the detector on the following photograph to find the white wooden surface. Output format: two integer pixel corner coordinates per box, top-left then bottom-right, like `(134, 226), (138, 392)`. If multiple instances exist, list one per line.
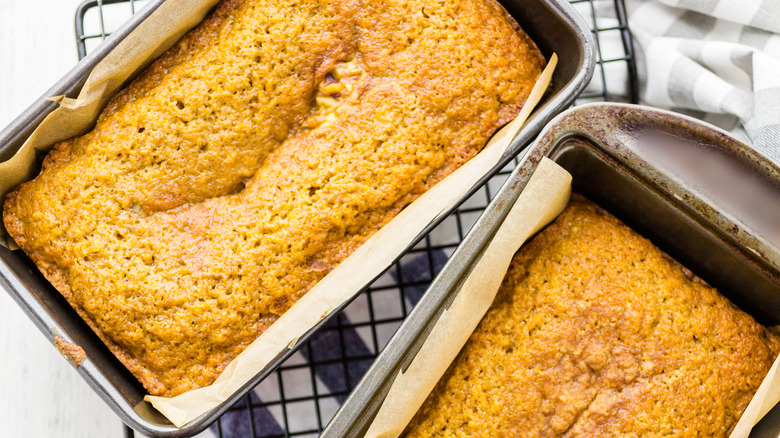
(0, 2), (125, 437)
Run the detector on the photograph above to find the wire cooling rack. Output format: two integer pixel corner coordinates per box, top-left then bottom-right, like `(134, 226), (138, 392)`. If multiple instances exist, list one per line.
(74, 1), (638, 437)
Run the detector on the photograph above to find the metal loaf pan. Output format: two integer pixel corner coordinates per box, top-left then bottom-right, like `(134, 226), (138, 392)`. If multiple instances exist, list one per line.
(0, 0), (595, 436)
(321, 103), (780, 437)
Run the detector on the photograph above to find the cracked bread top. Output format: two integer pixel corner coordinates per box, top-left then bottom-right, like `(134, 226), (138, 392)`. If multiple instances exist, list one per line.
(3, 0), (544, 397)
(404, 197), (780, 437)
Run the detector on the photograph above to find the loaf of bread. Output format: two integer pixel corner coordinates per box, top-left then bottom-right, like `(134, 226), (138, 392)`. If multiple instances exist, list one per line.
(404, 196), (780, 437)
(3, 0), (544, 397)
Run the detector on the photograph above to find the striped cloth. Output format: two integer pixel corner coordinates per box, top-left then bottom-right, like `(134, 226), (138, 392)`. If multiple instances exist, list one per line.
(627, 0), (780, 163)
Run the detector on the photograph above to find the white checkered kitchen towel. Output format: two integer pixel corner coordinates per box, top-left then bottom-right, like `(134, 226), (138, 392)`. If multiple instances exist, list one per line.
(626, 0), (780, 163)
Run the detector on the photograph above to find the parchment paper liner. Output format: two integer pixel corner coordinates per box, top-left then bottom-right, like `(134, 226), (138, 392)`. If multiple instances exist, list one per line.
(362, 163), (780, 438)
(0, 0), (559, 425)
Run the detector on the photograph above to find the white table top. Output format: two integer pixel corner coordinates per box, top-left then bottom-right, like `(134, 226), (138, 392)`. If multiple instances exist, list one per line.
(0, 2), (125, 437)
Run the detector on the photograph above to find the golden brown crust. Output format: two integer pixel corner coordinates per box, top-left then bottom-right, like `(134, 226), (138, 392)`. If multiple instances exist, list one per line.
(54, 336), (87, 368)
(404, 196), (780, 437)
(4, 0), (544, 397)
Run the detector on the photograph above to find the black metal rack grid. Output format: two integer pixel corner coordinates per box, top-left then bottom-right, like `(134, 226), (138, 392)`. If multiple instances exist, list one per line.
(73, 1), (639, 437)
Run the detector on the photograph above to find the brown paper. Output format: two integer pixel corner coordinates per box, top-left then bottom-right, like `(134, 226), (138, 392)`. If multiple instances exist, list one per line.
(0, 0), (222, 245)
(144, 55), (558, 427)
(365, 157), (572, 438)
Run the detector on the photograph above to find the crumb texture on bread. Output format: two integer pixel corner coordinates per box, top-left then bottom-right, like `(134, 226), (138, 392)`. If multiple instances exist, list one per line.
(3, 0), (544, 397)
(404, 197), (780, 437)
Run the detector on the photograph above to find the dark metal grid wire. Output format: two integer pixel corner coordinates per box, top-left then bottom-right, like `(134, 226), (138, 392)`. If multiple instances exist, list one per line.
(73, 1), (639, 436)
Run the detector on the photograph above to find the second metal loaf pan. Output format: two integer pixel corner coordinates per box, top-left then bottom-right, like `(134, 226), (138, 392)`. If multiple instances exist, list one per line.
(321, 103), (780, 437)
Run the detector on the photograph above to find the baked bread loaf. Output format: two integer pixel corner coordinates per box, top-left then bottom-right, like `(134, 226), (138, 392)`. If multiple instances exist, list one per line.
(404, 196), (780, 437)
(3, 0), (544, 397)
